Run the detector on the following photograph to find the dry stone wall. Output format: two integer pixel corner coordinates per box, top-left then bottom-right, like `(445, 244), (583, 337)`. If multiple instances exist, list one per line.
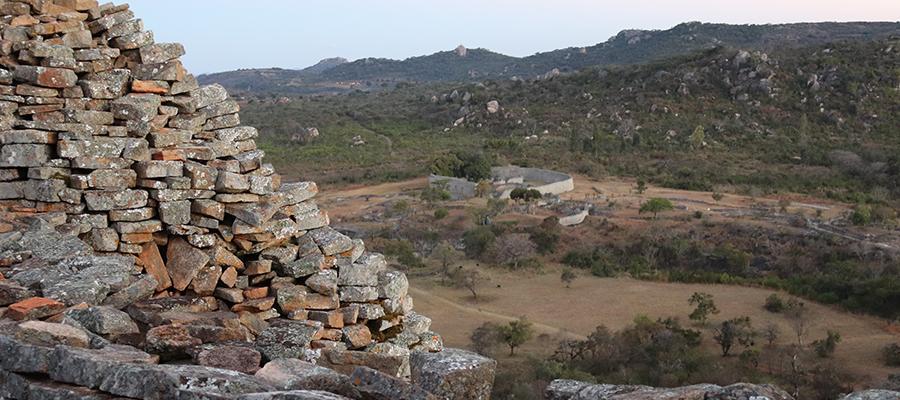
(0, 0), (449, 375)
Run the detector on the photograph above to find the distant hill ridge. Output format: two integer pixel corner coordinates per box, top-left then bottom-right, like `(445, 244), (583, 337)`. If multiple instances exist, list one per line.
(200, 21), (900, 94)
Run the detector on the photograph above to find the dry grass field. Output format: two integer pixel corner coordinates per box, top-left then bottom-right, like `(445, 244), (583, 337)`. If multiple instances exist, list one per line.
(409, 267), (899, 386)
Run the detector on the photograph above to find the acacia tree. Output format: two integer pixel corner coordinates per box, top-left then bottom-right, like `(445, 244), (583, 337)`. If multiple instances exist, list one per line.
(493, 233), (537, 269)
(453, 268), (486, 301)
(498, 317), (534, 356)
(639, 198), (674, 219)
(785, 299), (812, 346)
(688, 292), (720, 325)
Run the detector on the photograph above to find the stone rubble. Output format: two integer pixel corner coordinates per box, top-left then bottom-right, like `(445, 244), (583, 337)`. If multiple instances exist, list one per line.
(0, 1), (496, 399)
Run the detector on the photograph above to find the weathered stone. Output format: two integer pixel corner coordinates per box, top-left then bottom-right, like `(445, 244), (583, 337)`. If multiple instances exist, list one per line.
(306, 270), (338, 296)
(339, 286), (378, 303)
(350, 367), (438, 400)
(410, 348), (496, 400)
(193, 84), (229, 109)
(166, 237), (210, 291)
(256, 321), (322, 361)
(65, 306), (139, 337)
(135, 160), (183, 178)
(6, 297), (66, 320)
(84, 189), (148, 211)
(0, 281), (33, 306)
(13, 66), (78, 88)
(159, 200), (191, 225)
(194, 344), (262, 374)
(190, 263), (222, 296)
(43, 275), (110, 306)
(102, 274), (158, 309)
(281, 182), (318, 205)
(342, 324), (372, 349)
(279, 252), (326, 279)
(0, 334), (53, 373)
(16, 321), (90, 348)
(140, 42), (185, 64)
(144, 324), (202, 357)
(255, 359), (359, 398)
(98, 363), (276, 399)
(138, 242), (172, 291)
(79, 69), (131, 99)
(544, 381), (796, 400)
(0, 144), (51, 167)
(338, 261), (379, 287)
(48, 344), (158, 389)
(378, 271), (409, 300)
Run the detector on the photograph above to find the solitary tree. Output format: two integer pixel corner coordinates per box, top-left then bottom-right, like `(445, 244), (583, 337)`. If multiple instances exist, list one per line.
(432, 241), (463, 284)
(635, 179), (648, 195)
(785, 299), (811, 346)
(561, 269), (577, 288)
(688, 292), (720, 325)
(498, 317), (534, 356)
(453, 268), (486, 301)
(713, 316), (755, 356)
(763, 323), (780, 347)
(639, 198), (674, 219)
(813, 330), (842, 358)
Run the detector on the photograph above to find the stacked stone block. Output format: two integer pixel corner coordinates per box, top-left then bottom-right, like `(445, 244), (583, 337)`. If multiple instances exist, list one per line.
(0, 0), (437, 357)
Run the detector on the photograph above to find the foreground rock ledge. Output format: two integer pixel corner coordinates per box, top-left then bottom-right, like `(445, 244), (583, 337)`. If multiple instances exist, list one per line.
(544, 380), (900, 400)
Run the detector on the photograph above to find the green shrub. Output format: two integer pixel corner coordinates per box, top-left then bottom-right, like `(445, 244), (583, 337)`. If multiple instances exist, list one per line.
(764, 294), (786, 313)
(813, 330), (842, 358)
(462, 226), (496, 258)
(882, 343), (900, 366)
(850, 204), (872, 225)
(434, 208), (449, 220)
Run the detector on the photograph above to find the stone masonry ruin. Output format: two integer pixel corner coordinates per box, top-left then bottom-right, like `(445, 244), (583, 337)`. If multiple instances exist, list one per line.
(0, 1), (496, 399)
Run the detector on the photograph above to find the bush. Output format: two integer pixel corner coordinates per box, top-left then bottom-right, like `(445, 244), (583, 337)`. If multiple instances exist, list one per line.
(850, 204), (872, 225)
(462, 226), (496, 258)
(813, 330), (842, 358)
(882, 343), (900, 366)
(764, 294), (786, 313)
(381, 240), (425, 268)
(433, 208), (449, 220)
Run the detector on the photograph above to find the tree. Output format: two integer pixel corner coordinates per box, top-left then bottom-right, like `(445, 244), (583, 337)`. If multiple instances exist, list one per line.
(470, 322), (500, 356)
(433, 208), (449, 220)
(690, 125), (705, 149)
(430, 151), (493, 182)
(713, 316), (755, 356)
(530, 216), (560, 255)
(561, 269), (577, 288)
(497, 317), (534, 356)
(492, 233), (537, 269)
(762, 323), (780, 347)
(639, 198), (674, 219)
(813, 330), (842, 358)
(462, 226), (495, 258)
(784, 299), (811, 346)
(712, 192), (724, 203)
(635, 179), (647, 195)
(453, 268), (486, 301)
(688, 292), (719, 325)
(432, 241), (463, 284)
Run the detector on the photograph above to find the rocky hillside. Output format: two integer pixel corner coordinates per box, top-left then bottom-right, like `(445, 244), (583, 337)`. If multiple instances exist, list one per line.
(545, 380), (900, 400)
(200, 22), (900, 95)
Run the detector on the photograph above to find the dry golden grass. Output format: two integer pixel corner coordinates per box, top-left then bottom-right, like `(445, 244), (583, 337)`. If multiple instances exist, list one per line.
(410, 266), (899, 386)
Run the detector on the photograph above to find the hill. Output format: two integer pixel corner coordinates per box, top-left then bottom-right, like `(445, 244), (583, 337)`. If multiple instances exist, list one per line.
(200, 21), (900, 94)
(240, 37), (900, 205)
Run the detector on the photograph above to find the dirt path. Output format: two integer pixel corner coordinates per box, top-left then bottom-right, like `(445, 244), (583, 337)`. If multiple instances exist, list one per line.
(408, 286), (587, 341)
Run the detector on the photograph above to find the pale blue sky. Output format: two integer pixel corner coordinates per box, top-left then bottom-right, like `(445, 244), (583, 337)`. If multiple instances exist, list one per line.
(128, 0), (900, 74)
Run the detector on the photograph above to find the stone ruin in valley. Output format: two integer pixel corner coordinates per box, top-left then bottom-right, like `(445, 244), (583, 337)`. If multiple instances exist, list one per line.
(0, 1), (496, 399)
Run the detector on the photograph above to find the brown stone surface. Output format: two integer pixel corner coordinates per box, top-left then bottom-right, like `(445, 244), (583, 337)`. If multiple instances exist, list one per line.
(7, 297), (66, 321)
(139, 242), (171, 291)
(165, 237), (209, 292)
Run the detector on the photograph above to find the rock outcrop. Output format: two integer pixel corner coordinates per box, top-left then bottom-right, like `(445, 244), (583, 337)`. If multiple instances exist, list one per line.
(0, 1), (496, 399)
(545, 380), (900, 400)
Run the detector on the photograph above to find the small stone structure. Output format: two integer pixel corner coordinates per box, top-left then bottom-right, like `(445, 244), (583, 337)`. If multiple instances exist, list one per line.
(430, 165), (575, 201)
(0, 1), (495, 399)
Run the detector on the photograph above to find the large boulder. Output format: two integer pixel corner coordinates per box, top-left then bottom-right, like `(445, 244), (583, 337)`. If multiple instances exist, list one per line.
(409, 348), (496, 400)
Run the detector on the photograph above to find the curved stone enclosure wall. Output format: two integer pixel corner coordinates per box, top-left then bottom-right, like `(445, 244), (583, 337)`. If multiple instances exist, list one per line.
(0, 0), (434, 355)
(491, 166), (575, 199)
